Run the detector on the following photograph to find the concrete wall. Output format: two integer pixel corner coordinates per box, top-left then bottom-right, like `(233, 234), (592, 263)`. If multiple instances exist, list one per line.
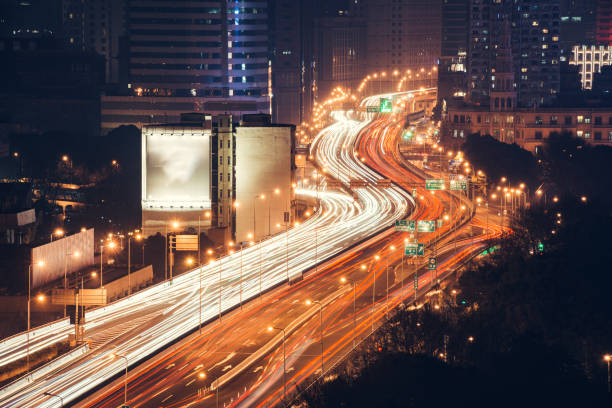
(31, 229), (94, 288)
(235, 126), (294, 242)
(104, 265), (153, 301)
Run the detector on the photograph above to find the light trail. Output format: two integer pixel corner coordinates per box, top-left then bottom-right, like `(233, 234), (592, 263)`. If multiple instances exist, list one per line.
(0, 99), (415, 407)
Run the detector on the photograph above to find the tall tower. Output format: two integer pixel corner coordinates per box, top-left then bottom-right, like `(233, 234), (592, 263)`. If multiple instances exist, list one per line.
(490, 21), (516, 112)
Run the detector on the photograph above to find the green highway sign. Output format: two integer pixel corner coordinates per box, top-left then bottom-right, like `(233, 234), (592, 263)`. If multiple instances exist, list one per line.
(405, 242), (425, 256)
(417, 220), (436, 232)
(395, 220), (416, 232)
(425, 179), (445, 190)
(379, 98), (392, 113)
(366, 106), (378, 113)
(403, 130), (413, 140)
(450, 179), (467, 191)
(428, 257), (437, 270)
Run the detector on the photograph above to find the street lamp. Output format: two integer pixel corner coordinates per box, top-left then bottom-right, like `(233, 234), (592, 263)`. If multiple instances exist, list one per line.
(100, 241), (116, 289)
(305, 300), (324, 376)
(64, 251), (80, 317)
(268, 326), (286, 400)
(340, 277), (357, 350)
(111, 353), (129, 404)
(127, 232), (142, 296)
(51, 228), (64, 242)
(165, 220), (180, 280)
(27, 260), (44, 372)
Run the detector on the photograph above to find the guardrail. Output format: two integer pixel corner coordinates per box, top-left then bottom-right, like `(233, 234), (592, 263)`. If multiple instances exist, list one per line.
(0, 343), (89, 400)
(0, 318), (71, 368)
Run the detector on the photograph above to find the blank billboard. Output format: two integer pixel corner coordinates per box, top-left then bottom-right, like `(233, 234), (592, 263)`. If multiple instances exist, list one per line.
(142, 128), (211, 208)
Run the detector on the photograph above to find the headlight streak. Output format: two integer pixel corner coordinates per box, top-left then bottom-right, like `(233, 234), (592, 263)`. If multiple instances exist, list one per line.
(2, 92), (417, 407)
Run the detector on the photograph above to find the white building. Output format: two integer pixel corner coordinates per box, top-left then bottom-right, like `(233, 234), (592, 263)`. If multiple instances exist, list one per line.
(235, 115), (295, 243)
(570, 45), (612, 89)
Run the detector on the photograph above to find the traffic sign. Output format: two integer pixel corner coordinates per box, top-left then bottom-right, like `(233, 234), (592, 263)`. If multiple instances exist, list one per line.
(395, 219), (415, 232)
(412, 188), (417, 197)
(428, 257), (437, 270)
(366, 106), (378, 113)
(379, 98), (392, 113)
(437, 219), (444, 228)
(403, 130), (413, 140)
(417, 220), (435, 232)
(405, 242), (425, 256)
(450, 179), (467, 191)
(425, 179), (445, 190)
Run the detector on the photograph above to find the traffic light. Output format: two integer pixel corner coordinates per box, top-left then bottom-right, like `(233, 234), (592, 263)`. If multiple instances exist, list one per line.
(537, 242), (544, 253)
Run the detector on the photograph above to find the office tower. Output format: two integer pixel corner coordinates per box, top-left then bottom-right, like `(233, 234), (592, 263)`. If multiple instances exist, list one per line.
(101, 1), (270, 134)
(468, 0), (561, 107)
(597, 0), (612, 45)
(439, 0), (470, 101)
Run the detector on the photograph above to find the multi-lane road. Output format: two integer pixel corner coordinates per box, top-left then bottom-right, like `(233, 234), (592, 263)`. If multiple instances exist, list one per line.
(0, 89), (502, 408)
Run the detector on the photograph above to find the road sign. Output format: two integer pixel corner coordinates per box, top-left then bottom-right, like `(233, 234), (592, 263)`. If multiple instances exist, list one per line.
(425, 179), (445, 190)
(412, 188), (417, 197)
(78, 288), (108, 306)
(395, 220), (416, 232)
(428, 257), (437, 270)
(366, 106), (378, 113)
(437, 219), (444, 228)
(403, 130), (413, 140)
(174, 235), (199, 251)
(450, 179), (467, 191)
(417, 220), (435, 232)
(379, 98), (392, 113)
(405, 242), (425, 256)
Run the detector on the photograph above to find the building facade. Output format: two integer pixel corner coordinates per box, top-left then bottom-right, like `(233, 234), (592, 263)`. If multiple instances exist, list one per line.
(444, 103), (612, 152)
(235, 115), (294, 242)
(354, 0), (441, 77)
(570, 44), (612, 88)
(141, 113), (235, 238)
(468, 0), (561, 108)
(101, 1), (270, 135)
(597, 0), (612, 45)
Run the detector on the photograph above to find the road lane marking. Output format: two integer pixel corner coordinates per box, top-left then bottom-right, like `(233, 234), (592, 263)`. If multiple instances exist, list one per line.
(253, 366), (263, 373)
(222, 364), (232, 372)
(161, 394), (173, 403)
(186, 378), (196, 387)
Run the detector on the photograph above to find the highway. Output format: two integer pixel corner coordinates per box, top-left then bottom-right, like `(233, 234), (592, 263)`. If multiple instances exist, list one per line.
(0, 93), (414, 407)
(71, 91), (503, 408)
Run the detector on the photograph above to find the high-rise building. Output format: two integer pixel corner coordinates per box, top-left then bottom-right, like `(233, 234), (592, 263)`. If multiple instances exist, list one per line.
(82, 0), (126, 85)
(560, 0), (596, 60)
(270, 0), (316, 126)
(354, 0), (442, 77)
(597, 0), (612, 45)
(314, 14), (366, 101)
(468, 0), (561, 108)
(101, 1), (270, 135)
(570, 44), (612, 88)
(438, 0), (470, 102)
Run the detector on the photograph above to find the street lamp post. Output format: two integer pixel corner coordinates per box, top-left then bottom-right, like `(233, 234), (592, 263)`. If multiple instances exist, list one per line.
(64, 251), (80, 317)
(341, 277), (357, 349)
(306, 300), (324, 377)
(127, 232), (142, 296)
(268, 326), (286, 400)
(372, 255), (380, 333)
(43, 391), (63, 407)
(27, 261), (44, 372)
(111, 353), (129, 405)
